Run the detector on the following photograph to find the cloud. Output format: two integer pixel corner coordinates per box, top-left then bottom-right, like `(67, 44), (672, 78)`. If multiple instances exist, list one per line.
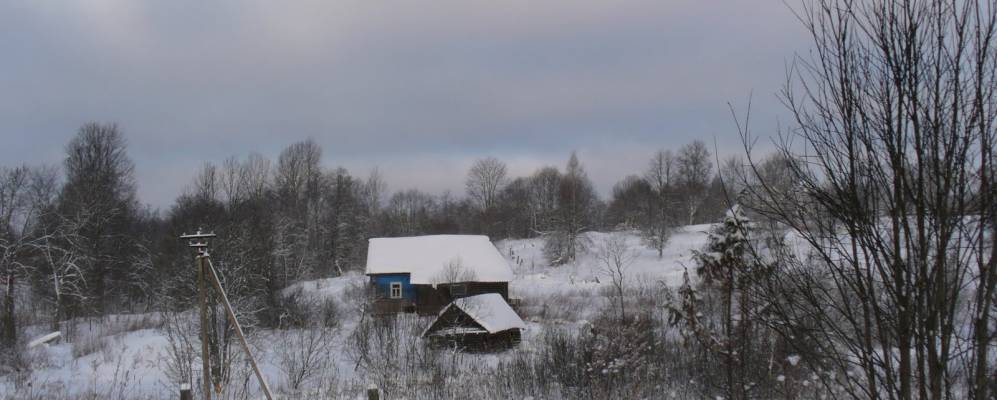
(0, 0), (807, 208)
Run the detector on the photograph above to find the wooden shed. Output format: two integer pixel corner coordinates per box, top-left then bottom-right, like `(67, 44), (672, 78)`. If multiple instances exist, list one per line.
(365, 235), (514, 315)
(422, 293), (526, 351)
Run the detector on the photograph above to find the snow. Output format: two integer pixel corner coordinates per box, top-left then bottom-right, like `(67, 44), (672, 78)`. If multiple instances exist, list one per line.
(282, 270), (365, 300)
(5, 327), (174, 398)
(430, 293), (526, 335)
(6, 226), (720, 398)
(500, 224), (713, 302)
(365, 235), (514, 284)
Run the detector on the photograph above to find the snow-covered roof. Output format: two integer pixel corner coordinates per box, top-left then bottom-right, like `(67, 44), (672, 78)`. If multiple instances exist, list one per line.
(365, 235), (514, 285)
(424, 293), (526, 336)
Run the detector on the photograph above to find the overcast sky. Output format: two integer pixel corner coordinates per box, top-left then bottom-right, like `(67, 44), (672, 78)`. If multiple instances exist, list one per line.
(0, 1), (808, 209)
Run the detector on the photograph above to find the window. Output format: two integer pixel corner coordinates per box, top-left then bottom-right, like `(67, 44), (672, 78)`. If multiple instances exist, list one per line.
(449, 284), (467, 298)
(389, 282), (402, 299)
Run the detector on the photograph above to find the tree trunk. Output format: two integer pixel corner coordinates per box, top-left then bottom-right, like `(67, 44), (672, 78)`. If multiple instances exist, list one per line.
(971, 224), (996, 400)
(51, 270), (61, 332)
(3, 275), (15, 348)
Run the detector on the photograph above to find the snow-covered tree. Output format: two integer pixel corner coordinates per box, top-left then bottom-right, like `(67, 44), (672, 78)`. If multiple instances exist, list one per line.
(695, 205), (758, 286)
(0, 165), (60, 347)
(670, 205), (773, 400)
(56, 122), (140, 314)
(543, 152), (597, 265)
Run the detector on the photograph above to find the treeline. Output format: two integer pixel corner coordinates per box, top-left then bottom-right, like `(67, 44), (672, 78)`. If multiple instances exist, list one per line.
(0, 122), (738, 343)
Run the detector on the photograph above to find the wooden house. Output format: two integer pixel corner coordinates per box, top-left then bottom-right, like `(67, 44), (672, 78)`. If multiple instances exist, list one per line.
(422, 293), (526, 350)
(365, 235), (514, 315)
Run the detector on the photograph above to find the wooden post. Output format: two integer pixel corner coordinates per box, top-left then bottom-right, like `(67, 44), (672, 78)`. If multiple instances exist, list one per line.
(180, 384), (193, 400)
(367, 385), (380, 400)
(198, 255), (212, 400)
(180, 231), (217, 400)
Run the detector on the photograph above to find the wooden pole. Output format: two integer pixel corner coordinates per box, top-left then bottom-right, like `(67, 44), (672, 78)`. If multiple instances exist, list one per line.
(204, 258), (274, 400)
(197, 255), (212, 400)
(180, 384), (193, 400)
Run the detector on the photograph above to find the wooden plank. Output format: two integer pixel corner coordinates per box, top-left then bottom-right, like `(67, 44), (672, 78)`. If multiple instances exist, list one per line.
(204, 258), (274, 400)
(27, 331), (61, 348)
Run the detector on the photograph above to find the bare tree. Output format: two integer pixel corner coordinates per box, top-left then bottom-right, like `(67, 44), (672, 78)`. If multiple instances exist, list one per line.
(528, 166), (561, 235)
(466, 157), (508, 210)
(595, 235), (637, 322)
(435, 259), (478, 286)
(0, 165), (68, 349)
(219, 156), (244, 204)
(496, 177), (534, 238)
(324, 168), (368, 275)
(278, 323), (335, 392)
(606, 175), (652, 229)
(242, 153), (272, 201)
(161, 310), (198, 391)
(2, 167), (87, 338)
(362, 167), (387, 214)
(676, 141), (713, 224)
(645, 150), (677, 193)
(57, 122), (138, 314)
(732, 1), (997, 399)
(36, 231), (87, 334)
(274, 138), (322, 206)
(716, 156), (747, 200)
(544, 152), (597, 265)
(273, 139), (325, 285)
(643, 150), (678, 257)
(190, 162), (219, 203)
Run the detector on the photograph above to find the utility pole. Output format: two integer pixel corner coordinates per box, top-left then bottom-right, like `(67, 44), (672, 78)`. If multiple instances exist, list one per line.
(180, 230), (215, 400)
(181, 230), (274, 400)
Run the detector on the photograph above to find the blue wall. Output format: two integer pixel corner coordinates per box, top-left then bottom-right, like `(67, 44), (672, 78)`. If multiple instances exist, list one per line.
(369, 274), (415, 300)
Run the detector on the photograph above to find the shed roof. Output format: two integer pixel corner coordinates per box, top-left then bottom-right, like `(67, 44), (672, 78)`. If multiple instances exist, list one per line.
(365, 235), (514, 285)
(424, 293), (526, 336)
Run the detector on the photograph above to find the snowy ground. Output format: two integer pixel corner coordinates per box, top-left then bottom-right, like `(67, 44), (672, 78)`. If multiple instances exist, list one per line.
(0, 225), (713, 399)
(500, 225), (710, 323)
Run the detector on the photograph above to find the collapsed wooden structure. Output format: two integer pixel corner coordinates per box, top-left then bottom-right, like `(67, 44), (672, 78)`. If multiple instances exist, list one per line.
(421, 293), (526, 351)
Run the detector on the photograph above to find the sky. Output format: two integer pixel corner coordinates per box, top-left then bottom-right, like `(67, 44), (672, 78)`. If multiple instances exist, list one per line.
(0, 1), (809, 209)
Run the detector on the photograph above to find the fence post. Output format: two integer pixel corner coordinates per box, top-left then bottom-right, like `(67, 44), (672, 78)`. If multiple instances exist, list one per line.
(179, 384), (193, 400)
(367, 384), (380, 400)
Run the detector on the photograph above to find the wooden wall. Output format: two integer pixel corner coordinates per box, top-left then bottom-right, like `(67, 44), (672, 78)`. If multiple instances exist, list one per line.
(414, 282), (509, 315)
(425, 329), (522, 352)
(423, 303), (522, 351)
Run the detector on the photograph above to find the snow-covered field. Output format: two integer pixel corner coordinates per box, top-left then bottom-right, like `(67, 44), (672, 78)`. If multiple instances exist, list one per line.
(0, 226), (713, 399)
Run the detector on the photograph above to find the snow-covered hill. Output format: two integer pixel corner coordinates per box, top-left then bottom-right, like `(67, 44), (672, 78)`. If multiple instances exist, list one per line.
(1, 226), (715, 399)
(498, 225), (711, 323)
(501, 224), (711, 293)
